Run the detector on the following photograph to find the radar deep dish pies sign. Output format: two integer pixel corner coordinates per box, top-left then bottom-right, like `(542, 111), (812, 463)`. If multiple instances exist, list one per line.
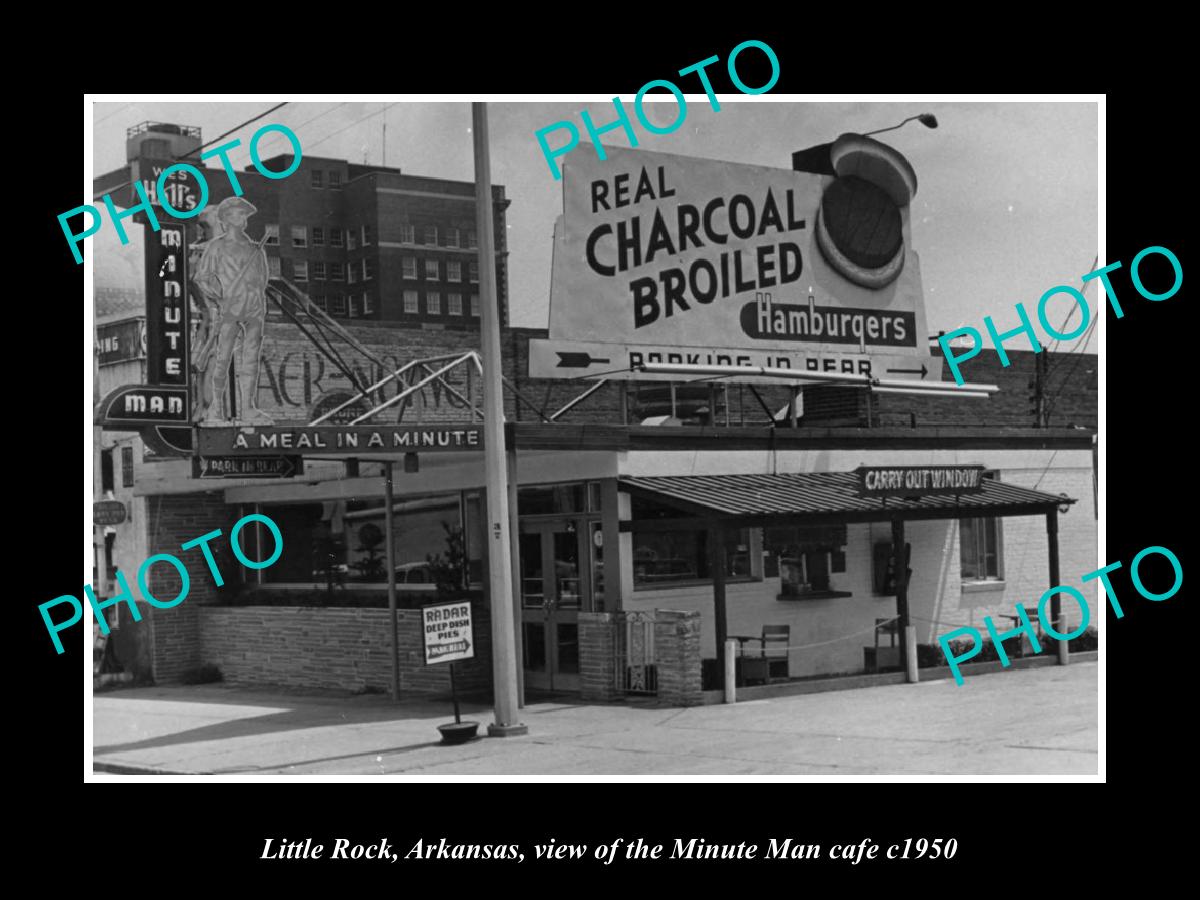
(528, 143), (940, 383)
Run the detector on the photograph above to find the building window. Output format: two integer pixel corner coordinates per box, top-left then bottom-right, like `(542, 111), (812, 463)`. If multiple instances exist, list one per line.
(446, 227), (460, 249)
(362, 292), (374, 315)
(348, 295), (360, 318)
(100, 448), (114, 492)
(470, 294), (480, 317)
(399, 224), (415, 244)
(424, 225), (438, 246)
(403, 290), (419, 314)
(468, 260), (479, 283)
(121, 446), (134, 487)
(466, 229), (477, 248)
(291, 226), (307, 248)
(961, 517), (1003, 581)
(632, 526), (758, 589)
(402, 256), (417, 278)
(329, 171), (342, 190)
(362, 224), (374, 246)
(330, 262), (345, 282)
(312, 294), (327, 312)
(311, 170), (323, 189)
(347, 263), (358, 285)
(293, 259), (309, 282)
(765, 525), (849, 597)
(331, 228), (344, 248)
(312, 226), (325, 246)
(347, 229), (358, 251)
(268, 256), (281, 279)
(447, 260), (462, 281)
(312, 261), (326, 281)
(425, 258), (439, 280)
(330, 294), (347, 316)
(264, 223), (279, 246)
(362, 257), (374, 281)
(448, 292), (463, 316)
(426, 291), (441, 315)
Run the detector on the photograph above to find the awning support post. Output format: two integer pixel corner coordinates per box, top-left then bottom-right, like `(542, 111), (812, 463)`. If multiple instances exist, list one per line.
(709, 521), (729, 691)
(892, 518), (910, 675)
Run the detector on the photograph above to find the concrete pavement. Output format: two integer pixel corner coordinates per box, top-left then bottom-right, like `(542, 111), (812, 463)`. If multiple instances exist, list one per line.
(92, 661), (1098, 776)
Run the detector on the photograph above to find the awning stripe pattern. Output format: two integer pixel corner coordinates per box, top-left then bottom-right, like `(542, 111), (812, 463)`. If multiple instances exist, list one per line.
(619, 472), (1073, 517)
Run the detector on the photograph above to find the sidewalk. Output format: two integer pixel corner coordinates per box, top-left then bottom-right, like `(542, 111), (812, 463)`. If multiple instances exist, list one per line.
(92, 661), (1098, 776)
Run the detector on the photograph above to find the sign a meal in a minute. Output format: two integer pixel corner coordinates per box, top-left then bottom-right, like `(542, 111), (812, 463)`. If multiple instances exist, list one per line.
(529, 141), (942, 383)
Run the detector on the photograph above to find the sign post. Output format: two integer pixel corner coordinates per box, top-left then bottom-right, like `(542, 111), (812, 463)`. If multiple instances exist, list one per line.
(422, 600), (478, 743)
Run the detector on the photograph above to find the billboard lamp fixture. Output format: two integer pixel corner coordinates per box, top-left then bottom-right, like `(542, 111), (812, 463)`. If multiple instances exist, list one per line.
(863, 113), (939, 137)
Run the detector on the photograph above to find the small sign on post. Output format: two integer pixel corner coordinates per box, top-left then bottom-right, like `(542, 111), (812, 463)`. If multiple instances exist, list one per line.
(421, 600), (478, 744)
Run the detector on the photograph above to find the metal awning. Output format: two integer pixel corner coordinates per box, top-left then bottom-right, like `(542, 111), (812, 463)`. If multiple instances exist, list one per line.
(620, 472), (1074, 525)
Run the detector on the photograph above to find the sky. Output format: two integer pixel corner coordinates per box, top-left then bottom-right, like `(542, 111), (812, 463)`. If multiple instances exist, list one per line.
(91, 98), (1099, 350)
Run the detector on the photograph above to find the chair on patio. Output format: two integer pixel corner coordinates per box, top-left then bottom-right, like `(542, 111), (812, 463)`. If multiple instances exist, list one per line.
(999, 606), (1043, 658)
(864, 617), (901, 672)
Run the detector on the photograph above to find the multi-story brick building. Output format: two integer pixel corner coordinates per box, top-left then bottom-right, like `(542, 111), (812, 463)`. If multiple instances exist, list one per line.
(95, 121), (509, 328)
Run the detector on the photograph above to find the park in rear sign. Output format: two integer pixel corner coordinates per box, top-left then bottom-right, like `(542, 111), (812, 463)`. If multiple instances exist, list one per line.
(528, 141), (943, 383)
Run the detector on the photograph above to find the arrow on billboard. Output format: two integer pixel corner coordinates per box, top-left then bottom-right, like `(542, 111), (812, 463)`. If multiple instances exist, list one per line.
(556, 352), (611, 369)
(885, 364), (929, 378)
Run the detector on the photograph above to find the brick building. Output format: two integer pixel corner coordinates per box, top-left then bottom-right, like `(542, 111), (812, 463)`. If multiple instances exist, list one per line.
(94, 121), (509, 328)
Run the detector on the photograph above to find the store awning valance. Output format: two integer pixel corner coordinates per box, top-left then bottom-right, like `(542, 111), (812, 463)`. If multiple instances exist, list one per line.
(619, 472), (1074, 525)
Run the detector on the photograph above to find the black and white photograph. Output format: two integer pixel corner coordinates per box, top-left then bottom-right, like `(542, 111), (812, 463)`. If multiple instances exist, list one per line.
(81, 94), (1104, 782)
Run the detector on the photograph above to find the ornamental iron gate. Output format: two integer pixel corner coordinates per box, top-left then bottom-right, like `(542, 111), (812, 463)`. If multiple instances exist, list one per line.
(615, 611), (657, 695)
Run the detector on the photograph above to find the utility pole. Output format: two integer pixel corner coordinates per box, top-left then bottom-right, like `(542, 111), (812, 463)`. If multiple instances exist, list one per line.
(472, 103), (527, 737)
(1032, 350), (1048, 428)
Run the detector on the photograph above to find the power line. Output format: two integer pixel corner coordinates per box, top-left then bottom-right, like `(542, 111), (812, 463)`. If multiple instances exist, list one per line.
(1042, 315), (1097, 424)
(92, 102), (289, 202)
(305, 102), (402, 154)
(255, 102), (348, 155)
(95, 103), (132, 125)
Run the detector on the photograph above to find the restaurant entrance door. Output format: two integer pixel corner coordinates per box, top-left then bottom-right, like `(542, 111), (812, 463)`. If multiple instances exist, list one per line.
(518, 517), (591, 692)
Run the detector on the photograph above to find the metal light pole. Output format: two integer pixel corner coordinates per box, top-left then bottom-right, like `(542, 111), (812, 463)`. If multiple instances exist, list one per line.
(383, 461), (400, 701)
(472, 103), (527, 737)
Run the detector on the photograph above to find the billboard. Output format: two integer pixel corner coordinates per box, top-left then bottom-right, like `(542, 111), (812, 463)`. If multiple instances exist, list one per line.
(529, 143), (942, 383)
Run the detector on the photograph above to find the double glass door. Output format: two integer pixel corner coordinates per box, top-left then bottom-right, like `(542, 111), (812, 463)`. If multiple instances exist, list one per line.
(519, 518), (596, 692)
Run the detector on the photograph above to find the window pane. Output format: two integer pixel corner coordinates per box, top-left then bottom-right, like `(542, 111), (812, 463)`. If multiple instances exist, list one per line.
(634, 531), (704, 586)
(959, 518), (977, 579)
(518, 484), (585, 515)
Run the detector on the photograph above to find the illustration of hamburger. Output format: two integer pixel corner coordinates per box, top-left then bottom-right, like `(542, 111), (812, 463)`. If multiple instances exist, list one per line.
(811, 133), (919, 289)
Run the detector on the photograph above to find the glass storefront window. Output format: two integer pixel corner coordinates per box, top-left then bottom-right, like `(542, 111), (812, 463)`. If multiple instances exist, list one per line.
(259, 493), (469, 588)
(518, 483), (585, 516)
(633, 528), (756, 589)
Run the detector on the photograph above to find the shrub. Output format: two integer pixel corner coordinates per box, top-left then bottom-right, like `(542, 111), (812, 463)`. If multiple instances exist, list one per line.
(180, 664), (223, 685)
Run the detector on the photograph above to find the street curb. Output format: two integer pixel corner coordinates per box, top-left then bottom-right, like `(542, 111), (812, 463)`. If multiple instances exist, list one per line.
(93, 760), (202, 776)
(702, 651), (1100, 705)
